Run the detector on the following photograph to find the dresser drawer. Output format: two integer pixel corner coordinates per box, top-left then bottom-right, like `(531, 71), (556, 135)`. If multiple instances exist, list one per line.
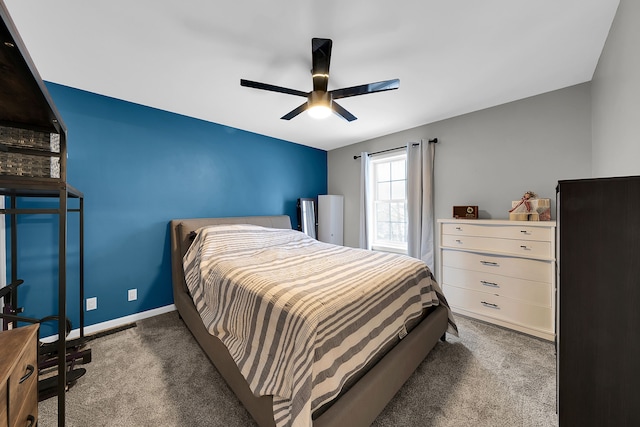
(441, 234), (552, 258)
(8, 340), (37, 427)
(442, 265), (552, 307)
(12, 398), (37, 427)
(442, 222), (552, 242)
(444, 285), (553, 331)
(442, 249), (553, 283)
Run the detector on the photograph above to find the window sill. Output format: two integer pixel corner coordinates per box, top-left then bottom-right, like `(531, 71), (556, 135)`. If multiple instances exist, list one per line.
(371, 245), (408, 255)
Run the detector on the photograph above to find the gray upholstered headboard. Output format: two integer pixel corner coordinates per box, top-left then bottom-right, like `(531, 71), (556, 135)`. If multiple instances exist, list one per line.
(170, 215), (292, 294)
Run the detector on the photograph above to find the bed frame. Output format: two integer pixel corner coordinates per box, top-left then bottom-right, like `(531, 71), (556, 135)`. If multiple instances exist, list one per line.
(170, 215), (448, 427)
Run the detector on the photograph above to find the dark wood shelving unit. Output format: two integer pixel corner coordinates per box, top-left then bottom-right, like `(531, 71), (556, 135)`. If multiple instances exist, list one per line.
(1, 2), (86, 425)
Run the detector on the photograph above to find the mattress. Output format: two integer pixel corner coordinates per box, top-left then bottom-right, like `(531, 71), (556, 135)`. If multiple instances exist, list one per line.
(183, 224), (456, 427)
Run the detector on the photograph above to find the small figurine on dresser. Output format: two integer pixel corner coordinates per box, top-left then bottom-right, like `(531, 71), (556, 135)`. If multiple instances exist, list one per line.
(509, 191), (551, 221)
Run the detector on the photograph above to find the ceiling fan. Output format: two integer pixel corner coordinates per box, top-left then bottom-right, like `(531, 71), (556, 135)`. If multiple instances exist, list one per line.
(240, 38), (400, 122)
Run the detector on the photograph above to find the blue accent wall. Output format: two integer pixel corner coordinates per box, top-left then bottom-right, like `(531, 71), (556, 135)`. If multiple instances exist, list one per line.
(9, 83), (327, 335)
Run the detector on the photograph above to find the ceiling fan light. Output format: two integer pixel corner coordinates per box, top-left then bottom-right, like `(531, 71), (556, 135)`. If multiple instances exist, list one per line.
(308, 90), (332, 119)
(308, 104), (332, 119)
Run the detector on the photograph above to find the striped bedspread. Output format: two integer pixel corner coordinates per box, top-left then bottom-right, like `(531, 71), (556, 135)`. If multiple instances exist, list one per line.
(183, 224), (456, 427)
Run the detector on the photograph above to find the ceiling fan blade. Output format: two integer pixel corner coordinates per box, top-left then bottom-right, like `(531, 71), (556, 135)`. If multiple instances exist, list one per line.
(311, 38), (332, 92)
(331, 79), (400, 100)
(331, 101), (357, 122)
(240, 79), (308, 97)
(281, 102), (309, 120)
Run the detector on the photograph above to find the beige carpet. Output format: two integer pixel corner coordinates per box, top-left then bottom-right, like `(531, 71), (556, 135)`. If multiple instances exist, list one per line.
(38, 311), (558, 427)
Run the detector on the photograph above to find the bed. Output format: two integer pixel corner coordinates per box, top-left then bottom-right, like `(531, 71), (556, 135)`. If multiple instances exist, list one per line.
(170, 215), (456, 427)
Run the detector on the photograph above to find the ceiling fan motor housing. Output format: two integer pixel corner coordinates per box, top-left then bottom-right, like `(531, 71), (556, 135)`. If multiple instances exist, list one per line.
(309, 90), (331, 108)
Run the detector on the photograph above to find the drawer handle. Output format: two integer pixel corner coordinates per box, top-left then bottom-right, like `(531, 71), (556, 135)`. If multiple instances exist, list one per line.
(480, 280), (499, 288)
(481, 301), (499, 309)
(455, 239), (463, 244)
(26, 415), (36, 427)
(520, 245), (529, 250)
(520, 230), (529, 234)
(455, 227), (462, 231)
(480, 260), (499, 266)
(20, 364), (35, 384)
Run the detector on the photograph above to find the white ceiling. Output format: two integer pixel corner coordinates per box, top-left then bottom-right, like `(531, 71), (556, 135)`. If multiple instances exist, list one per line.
(5, 0), (619, 151)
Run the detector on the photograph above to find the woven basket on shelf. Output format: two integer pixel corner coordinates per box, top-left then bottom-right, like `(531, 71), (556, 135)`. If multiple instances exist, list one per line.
(0, 125), (61, 178)
(0, 152), (60, 178)
(0, 125), (60, 153)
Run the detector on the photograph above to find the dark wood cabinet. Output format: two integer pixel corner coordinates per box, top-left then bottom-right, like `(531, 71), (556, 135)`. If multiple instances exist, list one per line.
(557, 176), (640, 426)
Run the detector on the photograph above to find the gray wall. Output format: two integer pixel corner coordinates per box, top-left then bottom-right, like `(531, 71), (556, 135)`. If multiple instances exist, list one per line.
(328, 83), (592, 250)
(591, 0), (640, 177)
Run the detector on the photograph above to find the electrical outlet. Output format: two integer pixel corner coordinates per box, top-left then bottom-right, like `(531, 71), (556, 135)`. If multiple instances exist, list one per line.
(128, 288), (137, 302)
(86, 297), (97, 311)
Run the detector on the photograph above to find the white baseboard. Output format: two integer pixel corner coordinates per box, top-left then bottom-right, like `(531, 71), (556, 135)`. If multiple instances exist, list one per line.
(40, 304), (177, 343)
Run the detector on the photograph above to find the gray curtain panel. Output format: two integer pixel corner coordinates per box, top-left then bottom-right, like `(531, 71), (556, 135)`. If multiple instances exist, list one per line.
(407, 140), (436, 271)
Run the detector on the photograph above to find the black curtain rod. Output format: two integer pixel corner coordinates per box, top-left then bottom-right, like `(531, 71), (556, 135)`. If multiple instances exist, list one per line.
(353, 138), (438, 159)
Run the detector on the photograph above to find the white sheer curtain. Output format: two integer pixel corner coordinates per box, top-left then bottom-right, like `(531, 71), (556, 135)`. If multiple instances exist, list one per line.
(406, 140), (436, 271)
(358, 151), (371, 249)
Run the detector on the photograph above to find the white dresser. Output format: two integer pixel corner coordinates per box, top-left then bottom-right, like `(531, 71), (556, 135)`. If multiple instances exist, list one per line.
(437, 219), (556, 340)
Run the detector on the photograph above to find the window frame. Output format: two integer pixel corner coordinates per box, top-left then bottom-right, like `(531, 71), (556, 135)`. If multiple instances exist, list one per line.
(369, 151), (408, 254)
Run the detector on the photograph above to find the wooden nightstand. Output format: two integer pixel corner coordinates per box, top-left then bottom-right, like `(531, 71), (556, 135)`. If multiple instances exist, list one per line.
(0, 324), (39, 427)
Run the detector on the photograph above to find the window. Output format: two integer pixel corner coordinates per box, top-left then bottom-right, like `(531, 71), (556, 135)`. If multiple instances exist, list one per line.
(370, 152), (407, 254)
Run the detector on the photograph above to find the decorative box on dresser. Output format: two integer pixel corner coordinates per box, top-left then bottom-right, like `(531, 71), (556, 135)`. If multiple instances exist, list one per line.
(437, 219), (556, 340)
(0, 324), (38, 427)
